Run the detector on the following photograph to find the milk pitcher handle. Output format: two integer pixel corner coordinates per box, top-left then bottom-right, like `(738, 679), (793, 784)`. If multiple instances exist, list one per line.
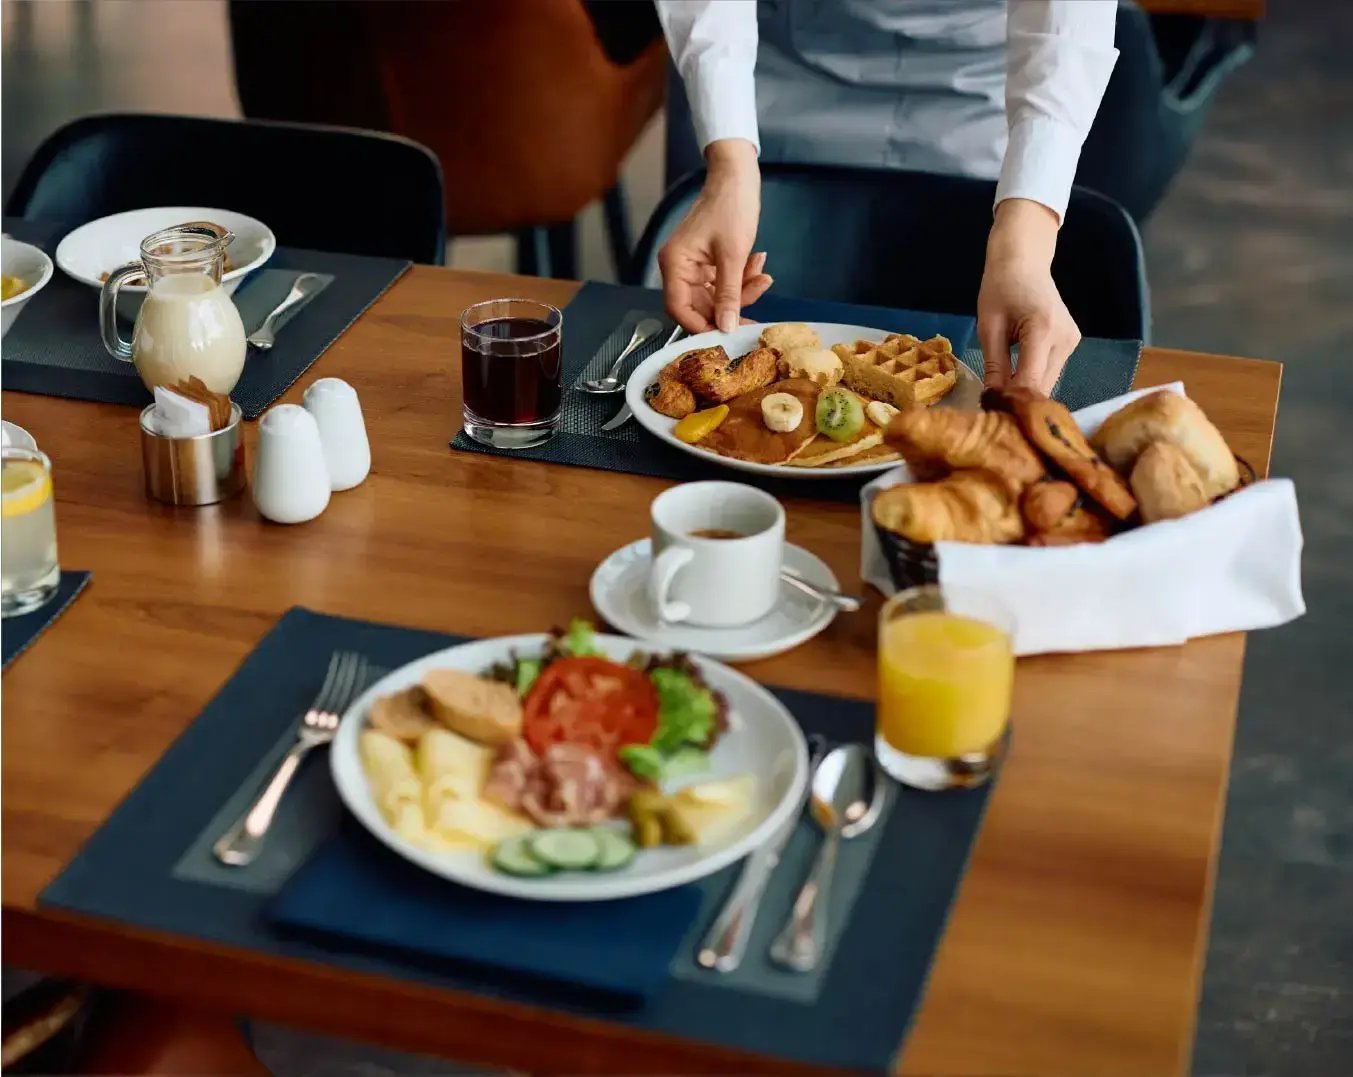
(99, 262), (143, 363)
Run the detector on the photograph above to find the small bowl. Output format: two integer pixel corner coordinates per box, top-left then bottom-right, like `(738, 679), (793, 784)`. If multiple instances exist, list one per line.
(1, 236), (55, 339)
(56, 206), (275, 320)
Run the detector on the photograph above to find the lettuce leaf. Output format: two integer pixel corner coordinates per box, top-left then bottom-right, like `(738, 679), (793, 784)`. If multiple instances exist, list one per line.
(649, 667), (717, 752)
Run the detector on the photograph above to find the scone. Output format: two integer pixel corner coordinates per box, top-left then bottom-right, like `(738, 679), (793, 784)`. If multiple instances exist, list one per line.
(759, 322), (821, 353)
(1091, 390), (1239, 498)
(777, 346), (843, 386)
(1003, 388), (1137, 521)
(1130, 440), (1211, 522)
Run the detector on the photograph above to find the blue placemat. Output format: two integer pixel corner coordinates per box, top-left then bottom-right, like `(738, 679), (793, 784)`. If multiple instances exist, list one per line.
(2, 570), (90, 670)
(270, 827), (704, 1005)
(40, 606), (994, 1072)
(451, 281), (1140, 501)
(2, 217), (408, 419)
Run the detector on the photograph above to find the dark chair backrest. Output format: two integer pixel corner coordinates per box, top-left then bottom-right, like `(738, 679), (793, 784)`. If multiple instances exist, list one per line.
(629, 164), (1149, 342)
(5, 114), (446, 264)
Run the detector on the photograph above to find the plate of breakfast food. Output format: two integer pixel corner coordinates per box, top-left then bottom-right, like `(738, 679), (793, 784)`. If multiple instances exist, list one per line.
(624, 321), (982, 478)
(331, 621), (809, 901)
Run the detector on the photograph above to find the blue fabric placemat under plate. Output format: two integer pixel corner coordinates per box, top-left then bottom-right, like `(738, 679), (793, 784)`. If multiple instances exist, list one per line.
(2, 570), (91, 670)
(451, 281), (1141, 501)
(1, 217), (409, 419)
(39, 606), (994, 1072)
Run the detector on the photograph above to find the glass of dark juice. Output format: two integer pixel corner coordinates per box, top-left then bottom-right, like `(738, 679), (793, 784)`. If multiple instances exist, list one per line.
(459, 298), (563, 449)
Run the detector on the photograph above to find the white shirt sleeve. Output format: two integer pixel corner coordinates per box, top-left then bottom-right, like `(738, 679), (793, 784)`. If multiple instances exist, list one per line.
(655, 0), (761, 155)
(996, 0), (1119, 223)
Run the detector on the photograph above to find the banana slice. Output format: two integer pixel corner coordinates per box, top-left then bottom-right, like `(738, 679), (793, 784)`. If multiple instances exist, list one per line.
(761, 392), (804, 433)
(865, 400), (901, 428)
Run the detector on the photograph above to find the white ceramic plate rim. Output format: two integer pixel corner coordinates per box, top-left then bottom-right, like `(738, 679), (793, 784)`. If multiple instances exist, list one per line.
(330, 633), (810, 902)
(0, 237), (54, 308)
(54, 206), (276, 294)
(589, 539), (838, 662)
(623, 321), (982, 480)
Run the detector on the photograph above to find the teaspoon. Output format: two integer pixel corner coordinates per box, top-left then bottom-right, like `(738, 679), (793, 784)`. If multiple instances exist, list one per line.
(580, 318), (664, 393)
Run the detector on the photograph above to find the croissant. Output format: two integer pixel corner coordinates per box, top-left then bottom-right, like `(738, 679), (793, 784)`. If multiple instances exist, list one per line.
(871, 470), (1024, 545)
(885, 408), (1045, 492)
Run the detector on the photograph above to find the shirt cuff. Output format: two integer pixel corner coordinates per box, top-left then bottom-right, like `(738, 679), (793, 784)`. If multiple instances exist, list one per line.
(994, 114), (1084, 225)
(685, 55), (761, 156)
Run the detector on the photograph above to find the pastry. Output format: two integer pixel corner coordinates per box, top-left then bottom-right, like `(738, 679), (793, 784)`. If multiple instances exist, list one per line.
(759, 322), (821, 353)
(700, 379), (821, 465)
(645, 358), (696, 419)
(1003, 388), (1138, 521)
(1130, 440), (1211, 522)
(776, 346), (843, 386)
(369, 687), (437, 744)
(1026, 506), (1110, 546)
(1090, 390), (1239, 498)
(871, 470), (1024, 545)
(678, 345), (779, 403)
(834, 333), (957, 408)
(1019, 479), (1080, 532)
(884, 407), (1046, 492)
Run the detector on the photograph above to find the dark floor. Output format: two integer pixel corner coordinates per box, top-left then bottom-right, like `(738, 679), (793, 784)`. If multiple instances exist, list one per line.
(1144, 1), (1353, 1072)
(3, 1), (1351, 1073)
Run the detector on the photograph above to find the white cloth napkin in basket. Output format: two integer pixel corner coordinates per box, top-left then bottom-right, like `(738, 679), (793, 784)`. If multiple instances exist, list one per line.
(860, 384), (1305, 656)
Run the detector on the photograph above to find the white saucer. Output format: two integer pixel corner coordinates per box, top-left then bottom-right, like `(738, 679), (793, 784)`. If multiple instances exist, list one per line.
(589, 539), (840, 662)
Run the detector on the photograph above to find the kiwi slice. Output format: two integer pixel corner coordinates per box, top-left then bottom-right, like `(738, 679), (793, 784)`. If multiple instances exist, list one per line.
(815, 388), (865, 443)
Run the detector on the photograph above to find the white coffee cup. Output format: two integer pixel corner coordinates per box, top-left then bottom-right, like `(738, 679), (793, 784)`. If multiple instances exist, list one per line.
(252, 405), (331, 524)
(303, 377), (371, 491)
(648, 482), (785, 627)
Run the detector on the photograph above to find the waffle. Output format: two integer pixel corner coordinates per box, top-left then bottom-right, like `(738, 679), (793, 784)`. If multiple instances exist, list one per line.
(832, 334), (958, 409)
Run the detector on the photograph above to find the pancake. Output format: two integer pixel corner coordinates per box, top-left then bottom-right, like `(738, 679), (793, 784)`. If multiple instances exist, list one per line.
(788, 389), (885, 467)
(700, 378), (821, 464)
(819, 442), (902, 469)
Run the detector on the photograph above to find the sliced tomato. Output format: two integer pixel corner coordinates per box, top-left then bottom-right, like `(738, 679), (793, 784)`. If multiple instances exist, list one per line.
(522, 657), (658, 759)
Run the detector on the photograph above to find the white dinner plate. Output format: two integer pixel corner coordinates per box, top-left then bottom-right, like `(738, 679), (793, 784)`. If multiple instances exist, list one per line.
(330, 633), (809, 902)
(623, 321), (982, 480)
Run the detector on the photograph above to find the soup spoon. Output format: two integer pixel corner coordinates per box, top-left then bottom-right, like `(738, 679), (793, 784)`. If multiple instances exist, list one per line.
(580, 318), (664, 393)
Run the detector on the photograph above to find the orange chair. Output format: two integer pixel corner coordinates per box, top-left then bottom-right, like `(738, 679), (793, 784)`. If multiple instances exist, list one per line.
(229, 0), (667, 276)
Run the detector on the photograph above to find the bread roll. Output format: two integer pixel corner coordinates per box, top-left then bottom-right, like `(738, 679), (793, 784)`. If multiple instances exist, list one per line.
(1091, 391), (1238, 498)
(1130, 440), (1211, 522)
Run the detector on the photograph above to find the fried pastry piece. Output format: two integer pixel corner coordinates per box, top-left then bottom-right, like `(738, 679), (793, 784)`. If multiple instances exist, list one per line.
(1026, 505), (1111, 547)
(871, 470), (1024, 545)
(1002, 388), (1137, 521)
(1019, 479), (1081, 532)
(1131, 440), (1211, 522)
(759, 322), (821, 353)
(645, 358), (697, 419)
(1092, 390), (1239, 499)
(884, 408), (1046, 492)
(678, 345), (779, 403)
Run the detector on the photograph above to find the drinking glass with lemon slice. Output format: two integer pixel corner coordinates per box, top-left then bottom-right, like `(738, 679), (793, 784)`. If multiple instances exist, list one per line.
(2, 447), (60, 617)
(876, 584), (1014, 790)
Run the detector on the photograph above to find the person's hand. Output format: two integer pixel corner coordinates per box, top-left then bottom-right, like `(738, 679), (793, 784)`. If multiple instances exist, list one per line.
(977, 199), (1081, 396)
(658, 139), (772, 334)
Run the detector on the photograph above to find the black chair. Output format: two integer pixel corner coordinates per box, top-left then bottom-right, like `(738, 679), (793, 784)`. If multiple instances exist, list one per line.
(628, 164), (1149, 342)
(5, 114), (446, 264)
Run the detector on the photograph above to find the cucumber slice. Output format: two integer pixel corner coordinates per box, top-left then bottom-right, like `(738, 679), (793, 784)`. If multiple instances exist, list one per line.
(589, 828), (637, 872)
(527, 828), (601, 871)
(490, 834), (552, 877)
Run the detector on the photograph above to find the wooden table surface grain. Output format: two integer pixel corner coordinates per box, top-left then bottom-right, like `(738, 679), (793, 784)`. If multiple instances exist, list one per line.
(1138, 0), (1263, 17)
(1, 266), (1282, 1076)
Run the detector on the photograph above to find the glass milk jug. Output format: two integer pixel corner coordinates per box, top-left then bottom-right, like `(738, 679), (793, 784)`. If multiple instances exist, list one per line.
(100, 222), (247, 395)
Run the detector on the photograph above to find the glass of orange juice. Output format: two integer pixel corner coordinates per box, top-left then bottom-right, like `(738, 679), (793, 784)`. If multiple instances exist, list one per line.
(876, 584), (1014, 791)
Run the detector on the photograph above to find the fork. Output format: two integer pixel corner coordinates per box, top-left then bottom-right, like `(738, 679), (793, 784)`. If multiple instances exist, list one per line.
(213, 650), (368, 866)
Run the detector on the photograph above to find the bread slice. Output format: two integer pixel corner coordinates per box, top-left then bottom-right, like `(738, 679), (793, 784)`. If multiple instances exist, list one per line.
(420, 669), (522, 747)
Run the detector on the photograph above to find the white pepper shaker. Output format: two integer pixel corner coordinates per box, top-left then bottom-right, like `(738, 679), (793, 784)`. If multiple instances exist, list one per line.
(302, 377), (371, 491)
(252, 405), (331, 524)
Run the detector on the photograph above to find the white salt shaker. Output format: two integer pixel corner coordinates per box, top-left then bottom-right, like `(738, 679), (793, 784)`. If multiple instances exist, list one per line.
(302, 377), (370, 491)
(252, 405), (331, 524)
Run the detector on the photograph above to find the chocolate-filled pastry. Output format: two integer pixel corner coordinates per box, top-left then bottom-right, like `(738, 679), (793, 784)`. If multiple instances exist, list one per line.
(1026, 505), (1111, 546)
(1019, 479), (1081, 532)
(678, 345), (779, 403)
(1131, 440), (1211, 522)
(884, 407), (1046, 492)
(645, 358), (696, 419)
(1092, 390), (1239, 499)
(871, 470), (1024, 545)
(1002, 388), (1137, 520)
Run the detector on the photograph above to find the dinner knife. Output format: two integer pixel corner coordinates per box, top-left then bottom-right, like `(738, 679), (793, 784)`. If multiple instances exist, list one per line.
(696, 733), (827, 973)
(600, 323), (685, 431)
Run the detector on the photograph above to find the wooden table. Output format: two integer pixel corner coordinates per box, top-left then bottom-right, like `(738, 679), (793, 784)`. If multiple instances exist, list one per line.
(1137, 0), (1262, 17)
(1, 267), (1282, 1076)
